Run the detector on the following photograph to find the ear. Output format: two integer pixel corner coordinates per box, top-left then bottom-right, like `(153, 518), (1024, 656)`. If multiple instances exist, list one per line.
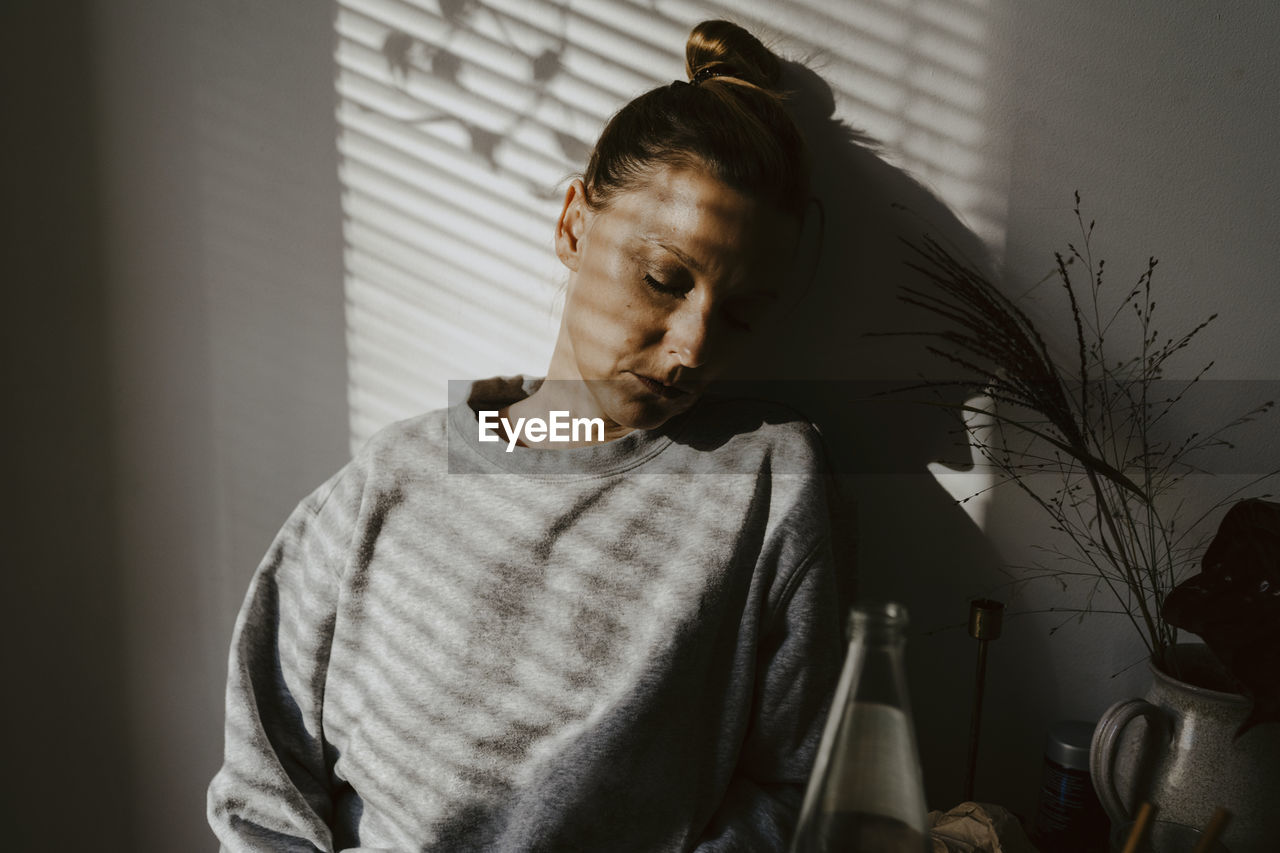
(555, 179), (591, 272)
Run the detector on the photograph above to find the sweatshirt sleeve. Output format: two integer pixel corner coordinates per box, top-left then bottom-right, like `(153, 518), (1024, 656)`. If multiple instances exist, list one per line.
(207, 472), (357, 852)
(695, 523), (844, 851)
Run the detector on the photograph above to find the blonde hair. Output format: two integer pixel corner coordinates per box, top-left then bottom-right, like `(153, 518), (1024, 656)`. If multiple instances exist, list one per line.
(581, 20), (809, 219)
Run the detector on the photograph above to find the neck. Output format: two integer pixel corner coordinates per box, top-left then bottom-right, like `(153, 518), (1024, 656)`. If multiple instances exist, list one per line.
(506, 331), (634, 446)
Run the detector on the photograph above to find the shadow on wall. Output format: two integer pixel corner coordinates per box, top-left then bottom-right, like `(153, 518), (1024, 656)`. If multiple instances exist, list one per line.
(723, 59), (1047, 809)
(6, 1), (135, 849)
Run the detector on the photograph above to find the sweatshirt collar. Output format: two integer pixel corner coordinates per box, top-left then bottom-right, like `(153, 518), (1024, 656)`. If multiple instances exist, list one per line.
(447, 376), (686, 478)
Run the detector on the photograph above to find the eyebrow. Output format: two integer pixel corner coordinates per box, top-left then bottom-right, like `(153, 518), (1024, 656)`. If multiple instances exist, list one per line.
(640, 235), (780, 299)
(644, 236), (705, 274)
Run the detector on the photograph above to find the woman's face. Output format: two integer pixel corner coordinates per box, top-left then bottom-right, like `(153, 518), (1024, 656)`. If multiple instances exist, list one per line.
(550, 165), (800, 431)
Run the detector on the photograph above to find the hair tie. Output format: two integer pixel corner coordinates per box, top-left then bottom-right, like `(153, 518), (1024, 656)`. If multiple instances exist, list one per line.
(691, 66), (726, 86)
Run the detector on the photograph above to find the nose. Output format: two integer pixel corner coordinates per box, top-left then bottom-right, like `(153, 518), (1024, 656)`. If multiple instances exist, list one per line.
(667, 298), (714, 369)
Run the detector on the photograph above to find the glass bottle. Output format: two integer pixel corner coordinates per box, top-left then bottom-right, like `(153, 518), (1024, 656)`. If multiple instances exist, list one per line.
(791, 602), (929, 853)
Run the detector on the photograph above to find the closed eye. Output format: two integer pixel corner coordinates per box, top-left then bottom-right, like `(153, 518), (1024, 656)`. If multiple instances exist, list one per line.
(644, 273), (689, 297)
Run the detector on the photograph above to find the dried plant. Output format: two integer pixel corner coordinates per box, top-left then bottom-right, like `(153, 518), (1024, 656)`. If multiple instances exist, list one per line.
(901, 194), (1275, 662)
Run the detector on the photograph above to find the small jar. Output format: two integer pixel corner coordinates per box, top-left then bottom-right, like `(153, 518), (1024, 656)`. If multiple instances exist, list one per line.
(1033, 721), (1110, 853)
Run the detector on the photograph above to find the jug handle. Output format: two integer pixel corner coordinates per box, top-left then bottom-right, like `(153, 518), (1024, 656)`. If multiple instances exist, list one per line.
(1090, 698), (1169, 823)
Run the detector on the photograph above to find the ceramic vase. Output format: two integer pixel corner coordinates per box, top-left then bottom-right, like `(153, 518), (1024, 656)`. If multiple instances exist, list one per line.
(1090, 644), (1280, 853)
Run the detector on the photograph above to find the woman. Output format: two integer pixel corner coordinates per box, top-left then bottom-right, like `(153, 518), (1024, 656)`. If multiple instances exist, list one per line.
(209, 20), (841, 852)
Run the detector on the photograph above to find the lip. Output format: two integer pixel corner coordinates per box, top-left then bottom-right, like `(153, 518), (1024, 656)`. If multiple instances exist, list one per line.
(633, 373), (690, 400)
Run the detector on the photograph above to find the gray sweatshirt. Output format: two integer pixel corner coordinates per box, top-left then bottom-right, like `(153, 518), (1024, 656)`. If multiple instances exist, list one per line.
(208, 377), (842, 852)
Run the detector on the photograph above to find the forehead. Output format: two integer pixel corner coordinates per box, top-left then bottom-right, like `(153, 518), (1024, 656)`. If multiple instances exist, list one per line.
(601, 166), (798, 276)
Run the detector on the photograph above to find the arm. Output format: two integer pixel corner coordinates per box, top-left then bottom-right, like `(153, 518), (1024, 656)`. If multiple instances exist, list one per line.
(208, 477), (354, 852)
(695, 536), (844, 851)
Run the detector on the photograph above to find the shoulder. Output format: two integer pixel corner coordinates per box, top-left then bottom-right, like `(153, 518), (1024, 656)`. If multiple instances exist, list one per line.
(305, 409), (451, 512)
(671, 393), (830, 476)
(681, 397), (840, 614)
(357, 408), (450, 464)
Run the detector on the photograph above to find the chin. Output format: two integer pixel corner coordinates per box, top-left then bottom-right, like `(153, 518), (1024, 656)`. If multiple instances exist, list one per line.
(609, 394), (697, 431)
(584, 376), (699, 432)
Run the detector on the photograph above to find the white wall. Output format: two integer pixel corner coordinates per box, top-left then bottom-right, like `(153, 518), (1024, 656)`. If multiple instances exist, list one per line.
(971, 0), (1280, 816)
(14, 0), (1277, 848)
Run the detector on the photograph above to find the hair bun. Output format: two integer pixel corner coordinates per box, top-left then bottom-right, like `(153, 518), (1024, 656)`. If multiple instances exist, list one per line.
(584, 18), (807, 218)
(685, 20), (781, 90)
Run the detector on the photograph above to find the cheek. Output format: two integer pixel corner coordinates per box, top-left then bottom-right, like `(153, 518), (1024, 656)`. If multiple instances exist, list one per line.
(571, 260), (662, 355)
(566, 278), (642, 370)
(583, 299), (661, 361)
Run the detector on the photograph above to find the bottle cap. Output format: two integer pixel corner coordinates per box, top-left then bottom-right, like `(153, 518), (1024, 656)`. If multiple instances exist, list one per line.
(845, 601), (909, 642)
(1045, 720), (1096, 770)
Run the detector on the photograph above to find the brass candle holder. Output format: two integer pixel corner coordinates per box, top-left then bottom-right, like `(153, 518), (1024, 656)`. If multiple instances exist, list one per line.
(964, 598), (1004, 801)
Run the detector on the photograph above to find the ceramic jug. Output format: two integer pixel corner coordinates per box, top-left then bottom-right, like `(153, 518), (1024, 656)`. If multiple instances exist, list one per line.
(1090, 644), (1280, 853)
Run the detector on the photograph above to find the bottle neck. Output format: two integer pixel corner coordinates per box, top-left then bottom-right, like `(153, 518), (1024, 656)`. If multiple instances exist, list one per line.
(847, 634), (910, 710)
